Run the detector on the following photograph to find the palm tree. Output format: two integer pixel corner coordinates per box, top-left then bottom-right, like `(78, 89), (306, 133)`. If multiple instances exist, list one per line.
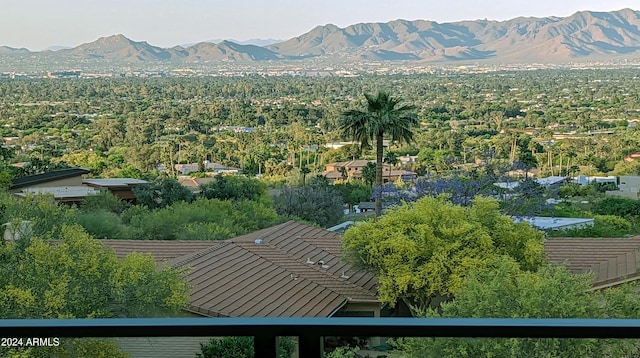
(339, 91), (418, 217)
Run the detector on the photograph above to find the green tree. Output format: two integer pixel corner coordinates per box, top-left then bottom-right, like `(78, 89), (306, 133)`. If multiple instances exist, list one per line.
(122, 198), (279, 240)
(1, 193), (77, 240)
(361, 162), (376, 186)
(80, 191), (129, 214)
(273, 185), (345, 228)
(342, 196), (545, 314)
(199, 174), (267, 202)
(0, 225), (189, 357)
(340, 91), (418, 217)
(133, 177), (195, 209)
(397, 257), (640, 357)
(0, 168), (13, 191)
(333, 181), (373, 208)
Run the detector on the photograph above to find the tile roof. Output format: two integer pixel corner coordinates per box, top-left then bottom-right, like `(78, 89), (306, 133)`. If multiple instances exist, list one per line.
(544, 236), (640, 288)
(116, 337), (213, 358)
(177, 177), (216, 192)
(101, 221), (378, 318)
(101, 240), (217, 262)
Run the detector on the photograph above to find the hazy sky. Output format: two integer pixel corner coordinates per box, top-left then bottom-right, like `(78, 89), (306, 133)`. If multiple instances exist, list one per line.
(3, 0), (639, 50)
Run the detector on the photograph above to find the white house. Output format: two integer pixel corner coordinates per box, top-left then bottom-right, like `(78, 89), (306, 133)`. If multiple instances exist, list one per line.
(573, 175), (617, 186)
(513, 216), (594, 231)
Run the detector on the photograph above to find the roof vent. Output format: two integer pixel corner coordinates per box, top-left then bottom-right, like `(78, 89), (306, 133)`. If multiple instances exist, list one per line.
(306, 257), (315, 265)
(254, 239), (263, 244)
(340, 271), (350, 279)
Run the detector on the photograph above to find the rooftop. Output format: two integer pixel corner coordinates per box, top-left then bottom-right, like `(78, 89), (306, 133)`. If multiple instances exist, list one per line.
(514, 216), (594, 230)
(101, 221), (378, 318)
(83, 178), (148, 187)
(545, 236), (640, 288)
(10, 168), (90, 190)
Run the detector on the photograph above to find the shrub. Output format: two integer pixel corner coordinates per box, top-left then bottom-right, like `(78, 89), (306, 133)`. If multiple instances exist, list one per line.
(592, 197), (640, 219)
(133, 177), (194, 209)
(76, 210), (125, 239)
(122, 198), (280, 240)
(199, 175), (267, 202)
(196, 336), (295, 358)
(324, 346), (360, 358)
(80, 191), (129, 214)
(273, 185), (345, 228)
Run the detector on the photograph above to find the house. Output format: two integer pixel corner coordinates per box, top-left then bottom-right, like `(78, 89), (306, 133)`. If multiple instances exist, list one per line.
(9, 168), (147, 204)
(573, 175), (617, 187)
(100, 222), (390, 357)
(536, 176), (569, 190)
(13, 186), (100, 203)
(172, 162), (241, 175)
(82, 178), (148, 202)
(513, 216), (595, 231)
(624, 151), (640, 162)
(606, 175), (640, 199)
(9, 168), (94, 203)
(398, 155), (418, 166)
(545, 236), (640, 290)
(322, 160), (417, 183)
(177, 177), (216, 194)
(494, 181), (522, 190)
(101, 221), (384, 318)
(9, 168), (90, 193)
(324, 141), (390, 150)
(494, 176), (569, 191)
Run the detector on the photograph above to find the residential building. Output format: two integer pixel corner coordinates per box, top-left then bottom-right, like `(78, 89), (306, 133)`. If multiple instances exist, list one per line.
(98, 221), (397, 357)
(82, 178), (148, 202)
(9, 168), (147, 204)
(606, 175), (640, 199)
(322, 160), (416, 183)
(9, 168), (90, 193)
(573, 175), (617, 186)
(171, 162), (241, 175)
(494, 176), (569, 191)
(513, 216), (595, 231)
(101, 221), (386, 319)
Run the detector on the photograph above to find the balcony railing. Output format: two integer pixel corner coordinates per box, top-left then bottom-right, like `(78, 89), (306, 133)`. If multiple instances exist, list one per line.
(3, 317), (640, 358)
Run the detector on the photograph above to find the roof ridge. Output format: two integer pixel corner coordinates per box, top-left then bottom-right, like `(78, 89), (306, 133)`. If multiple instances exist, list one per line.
(184, 242), (347, 317)
(238, 240), (376, 300)
(170, 240), (233, 268)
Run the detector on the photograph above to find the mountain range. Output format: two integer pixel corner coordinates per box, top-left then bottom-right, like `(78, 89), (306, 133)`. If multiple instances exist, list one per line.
(3, 8), (640, 64)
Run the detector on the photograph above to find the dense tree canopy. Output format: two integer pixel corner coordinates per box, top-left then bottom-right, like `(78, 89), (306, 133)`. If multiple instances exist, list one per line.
(397, 257), (640, 357)
(342, 195), (545, 314)
(272, 184), (345, 228)
(0, 224), (189, 357)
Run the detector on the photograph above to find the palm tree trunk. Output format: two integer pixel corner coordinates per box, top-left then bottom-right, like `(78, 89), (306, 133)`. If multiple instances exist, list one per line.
(375, 133), (384, 217)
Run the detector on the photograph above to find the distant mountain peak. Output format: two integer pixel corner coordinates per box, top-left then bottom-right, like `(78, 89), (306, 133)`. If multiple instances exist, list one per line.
(3, 8), (640, 64)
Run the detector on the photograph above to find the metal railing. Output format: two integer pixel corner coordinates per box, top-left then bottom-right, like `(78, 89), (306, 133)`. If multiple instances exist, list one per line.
(3, 317), (640, 358)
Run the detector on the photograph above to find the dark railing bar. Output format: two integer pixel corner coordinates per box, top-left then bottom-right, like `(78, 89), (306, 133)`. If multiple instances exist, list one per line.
(5, 317), (640, 358)
(4, 317), (640, 339)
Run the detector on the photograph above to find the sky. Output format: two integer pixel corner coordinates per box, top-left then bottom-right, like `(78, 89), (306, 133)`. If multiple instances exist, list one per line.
(2, 0), (640, 51)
